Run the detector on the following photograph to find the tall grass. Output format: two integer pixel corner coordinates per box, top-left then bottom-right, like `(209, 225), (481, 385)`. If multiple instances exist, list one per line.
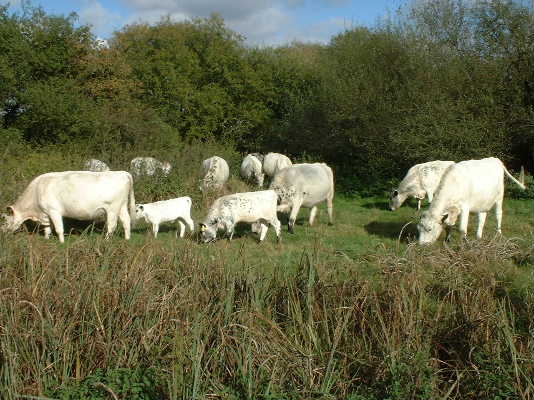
(0, 231), (531, 399)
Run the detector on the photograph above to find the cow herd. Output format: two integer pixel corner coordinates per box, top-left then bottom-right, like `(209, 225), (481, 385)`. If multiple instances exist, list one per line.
(1, 153), (526, 245)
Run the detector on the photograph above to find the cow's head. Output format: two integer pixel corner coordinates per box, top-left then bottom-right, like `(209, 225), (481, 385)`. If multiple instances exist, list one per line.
(135, 204), (146, 221)
(417, 211), (445, 245)
(161, 162), (172, 176)
(389, 189), (403, 210)
(199, 221), (218, 243)
(2, 206), (24, 233)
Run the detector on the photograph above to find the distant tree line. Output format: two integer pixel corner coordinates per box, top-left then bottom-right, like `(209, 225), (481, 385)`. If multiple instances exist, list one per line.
(0, 0), (532, 193)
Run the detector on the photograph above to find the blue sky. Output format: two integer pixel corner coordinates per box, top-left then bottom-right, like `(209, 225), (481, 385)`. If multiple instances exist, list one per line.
(5, 0), (407, 45)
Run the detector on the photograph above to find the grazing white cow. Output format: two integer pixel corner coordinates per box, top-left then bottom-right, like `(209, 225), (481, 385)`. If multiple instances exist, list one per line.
(240, 154), (265, 188)
(390, 160), (455, 210)
(262, 152), (292, 179)
(270, 163), (334, 233)
(199, 190), (281, 243)
(200, 156), (230, 192)
(2, 171), (135, 243)
(135, 197), (194, 238)
(84, 159), (110, 172)
(130, 157), (172, 177)
(417, 157), (525, 244)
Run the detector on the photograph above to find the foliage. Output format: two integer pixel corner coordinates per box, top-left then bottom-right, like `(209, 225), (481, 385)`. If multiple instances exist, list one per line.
(46, 368), (163, 400)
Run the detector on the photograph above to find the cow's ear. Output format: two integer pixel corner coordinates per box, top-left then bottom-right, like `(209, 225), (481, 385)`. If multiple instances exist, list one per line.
(6, 206), (14, 215)
(443, 207), (459, 225)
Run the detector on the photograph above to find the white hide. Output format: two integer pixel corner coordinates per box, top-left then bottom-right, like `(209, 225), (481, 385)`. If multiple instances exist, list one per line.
(240, 154), (264, 188)
(262, 153), (292, 179)
(3, 171), (135, 243)
(417, 157), (526, 244)
(130, 157), (171, 177)
(390, 160), (455, 210)
(200, 156), (230, 192)
(84, 159), (110, 172)
(269, 163), (334, 233)
(199, 190), (281, 243)
(135, 196), (194, 238)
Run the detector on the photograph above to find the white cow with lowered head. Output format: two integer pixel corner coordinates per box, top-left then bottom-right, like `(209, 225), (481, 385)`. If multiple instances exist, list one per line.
(130, 157), (171, 177)
(200, 156), (230, 192)
(262, 152), (292, 180)
(199, 190), (281, 243)
(135, 196), (194, 238)
(390, 160), (455, 210)
(270, 163), (334, 233)
(417, 157), (525, 244)
(2, 171), (135, 243)
(84, 159), (110, 172)
(240, 154), (264, 188)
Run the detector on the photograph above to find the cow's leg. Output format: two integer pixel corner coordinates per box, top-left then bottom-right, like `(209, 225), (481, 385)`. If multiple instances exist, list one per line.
(227, 223), (235, 240)
(326, 194), (334, 226)
(44, 225), (52, 239)
(258, 223), (268, 242)
(495, 199), (503, 235)
(177, 221), (185, 238)
(458, 208), (470, 240)
(49, 212), (65, 243)
(288, 198), (303, 234)
(184, 216), (195, 233)
(152, 223), (159, 238)
(119, 206), (131, 240)
(427, 191), (434, 203)
(258, 174), (264, 188)
(270, 217), (281, 242)
(476, 212), (487, 239)
(309, 206), (318, 226)
(105, 212), (118, 239)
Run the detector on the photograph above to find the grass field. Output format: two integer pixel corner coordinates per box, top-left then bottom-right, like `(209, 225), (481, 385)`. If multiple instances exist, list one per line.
(0, 187), (532, 399)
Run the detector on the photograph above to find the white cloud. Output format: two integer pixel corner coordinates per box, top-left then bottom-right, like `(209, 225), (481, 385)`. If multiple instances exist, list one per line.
(79, 1), (122, 34)
(110, 0), (349, 45)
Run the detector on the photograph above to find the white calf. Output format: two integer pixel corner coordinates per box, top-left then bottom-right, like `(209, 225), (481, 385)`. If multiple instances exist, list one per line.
(199, 190), (281, 243)
(135, 197), (194, 238)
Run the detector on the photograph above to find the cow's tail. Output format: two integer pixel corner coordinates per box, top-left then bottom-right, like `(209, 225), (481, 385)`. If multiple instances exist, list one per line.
(128, 174), (137, 227)
(502, 162), (526, 190)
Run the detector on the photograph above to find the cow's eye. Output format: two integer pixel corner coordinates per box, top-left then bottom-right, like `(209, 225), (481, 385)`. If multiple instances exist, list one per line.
(392, 190), (398, 197)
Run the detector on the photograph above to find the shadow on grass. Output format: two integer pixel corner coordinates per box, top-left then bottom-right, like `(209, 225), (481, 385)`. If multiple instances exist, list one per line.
(360, 200), (390, 210)
(364, 220), (418, 241)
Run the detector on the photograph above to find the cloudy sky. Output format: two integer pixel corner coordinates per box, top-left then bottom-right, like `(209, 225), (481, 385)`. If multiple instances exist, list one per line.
(6, 0), (407, 45)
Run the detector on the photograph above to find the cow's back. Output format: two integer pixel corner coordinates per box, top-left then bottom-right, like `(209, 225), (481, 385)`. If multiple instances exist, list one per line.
(38, 171), (133, 220)
(263, 153), (292, 177)
(436, 158), (503, 212)
(273, 163), (332, 204)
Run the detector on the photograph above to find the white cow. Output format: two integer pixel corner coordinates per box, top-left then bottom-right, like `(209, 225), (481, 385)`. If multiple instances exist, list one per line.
(262, 152), (292, 179)
(84, 159), (110, 172)
(417, 157), (525, 244)
(135, 197), (194, 238)
(199, 190), (281, 243)
(270, 163), (334, 233)
(390, 160), (455, 210)
(2, 171), (135, 243)
(130, 157), (172, 177)
(240, 154), (264, 188)
(200, 156), (230, 192)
